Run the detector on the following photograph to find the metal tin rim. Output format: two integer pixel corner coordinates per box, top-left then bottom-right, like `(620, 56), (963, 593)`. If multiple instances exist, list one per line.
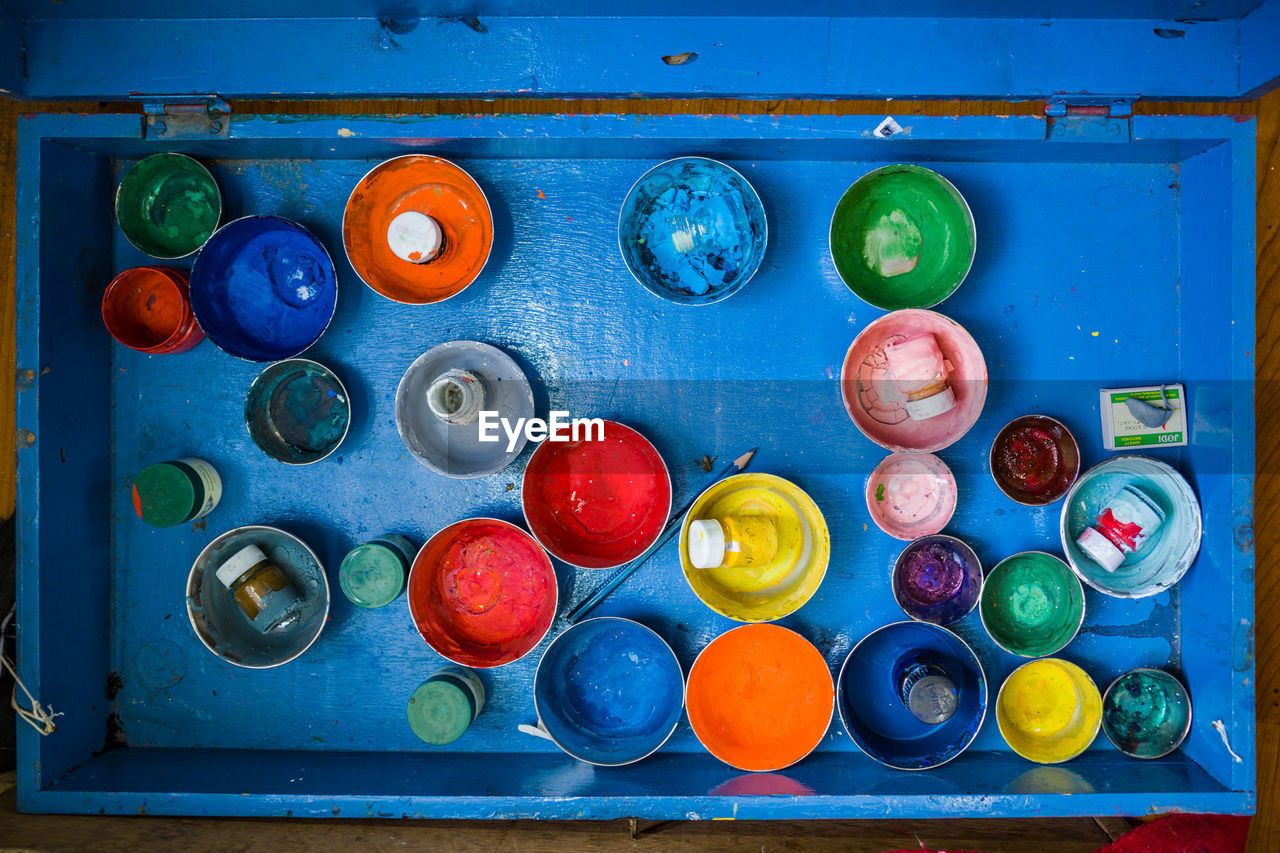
(686, 623), (835, 772)
(890, 533), (983, 624)
(393, 340), (535, 480)
(520, 420), (674, 571)
(341, 154), (494, 306)
(978, 550), (1086, 658)
(995, 657), (1102, 764)
(826, 163), (977, 311)
(839, 308), (989, 454)
(532, 616), (686, 767)
(1100, 667), (1193, 760)
(184, 524), (330, 670)
(865, 451), (957, 541)
(1057, 454), (1204, 599)
(836, 619), (988, 771)
(676, 471), (831, 623)
(988, 414), (1082, 507)
(616, 156), (769, 307)
(244, 358), (352, 466)
(114, 152), (223, 260)
(189, 214), (339, 363)
(406, 517), (558, 668)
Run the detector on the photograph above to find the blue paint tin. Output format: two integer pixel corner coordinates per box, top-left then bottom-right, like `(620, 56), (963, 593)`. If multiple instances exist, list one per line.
(189, 215), (337, 362)
(533, 617), (684, 766)
(244, 359), (351, 465)
(837, 621), (987, 770)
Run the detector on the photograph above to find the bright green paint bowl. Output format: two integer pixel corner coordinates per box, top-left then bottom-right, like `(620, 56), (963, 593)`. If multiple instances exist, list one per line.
(115, 153), (221, 259)
(980, 551), (1085, 658)
(829, 164), (976, 310)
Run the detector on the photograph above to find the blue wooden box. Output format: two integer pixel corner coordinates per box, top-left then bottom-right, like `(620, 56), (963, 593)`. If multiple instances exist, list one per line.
(5, 2), (1271, 820)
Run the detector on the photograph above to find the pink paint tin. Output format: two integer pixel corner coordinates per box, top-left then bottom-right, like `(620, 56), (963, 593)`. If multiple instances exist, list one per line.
(866, 452), (958, 540)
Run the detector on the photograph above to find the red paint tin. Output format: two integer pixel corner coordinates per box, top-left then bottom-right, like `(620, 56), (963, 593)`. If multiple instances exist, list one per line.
(101, 265), (204, 354)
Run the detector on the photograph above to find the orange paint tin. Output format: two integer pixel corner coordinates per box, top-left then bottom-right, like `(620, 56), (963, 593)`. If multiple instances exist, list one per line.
(686, 623), (834, 772)
(342, 155), (493, 304)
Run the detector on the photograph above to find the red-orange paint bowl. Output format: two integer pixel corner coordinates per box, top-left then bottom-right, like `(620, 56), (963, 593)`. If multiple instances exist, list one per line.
(840, 309), (987, 453)
(408, 518), (557, 668)
(101, 266), (204, 354)
(686, 624), (834, 772)
(342, 155), (494, 305)
(521, 420), (673, 570)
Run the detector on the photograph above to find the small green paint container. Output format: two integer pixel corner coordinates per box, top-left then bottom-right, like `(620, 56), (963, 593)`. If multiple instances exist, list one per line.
(1102, 668), (1192, 759)
(407, 666), (485, 745)
(115, 153), (222, 259)
(131, 457), (222, 528)
(338, 534), (415, 608)
(980, 551), (1085, 658)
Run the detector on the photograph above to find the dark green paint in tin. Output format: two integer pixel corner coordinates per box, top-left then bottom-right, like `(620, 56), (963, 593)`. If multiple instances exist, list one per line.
(980, 552), (1084, 658)
(116, 153), (221, 259)
(1102, 668), (1192, 759)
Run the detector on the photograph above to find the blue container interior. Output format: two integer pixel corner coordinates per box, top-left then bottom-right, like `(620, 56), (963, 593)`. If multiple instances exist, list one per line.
(14, 112), (1254, 818)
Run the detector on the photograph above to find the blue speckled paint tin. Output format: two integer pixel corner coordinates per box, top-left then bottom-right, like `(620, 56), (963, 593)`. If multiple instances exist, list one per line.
(533, 617), (684, 766)
(190, 215), (338, 362)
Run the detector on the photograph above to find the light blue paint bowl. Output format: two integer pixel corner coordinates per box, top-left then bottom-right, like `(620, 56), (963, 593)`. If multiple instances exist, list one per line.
(838, 621), (987, 770)
(534, 617), (685, 766)
(1060, 455), (1202, 598)
(618, 157), (767, 305)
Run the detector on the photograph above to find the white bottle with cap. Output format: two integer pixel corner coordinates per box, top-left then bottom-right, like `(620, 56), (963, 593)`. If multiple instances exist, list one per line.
(687, 516), (778, 570)
(387, 211), (444, 264)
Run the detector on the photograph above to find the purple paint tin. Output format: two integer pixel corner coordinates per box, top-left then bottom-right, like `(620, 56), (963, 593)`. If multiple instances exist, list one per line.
(892, 534), (982, 626)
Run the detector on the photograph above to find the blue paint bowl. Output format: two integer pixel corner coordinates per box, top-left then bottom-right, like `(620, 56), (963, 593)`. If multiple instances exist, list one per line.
(837, 621), (987, 770)
(1060, 455), (1202, 598)
(618, 157), (767, 305)
(245, 359), (351, 465)
(190, 215), (338, 361)
(534, 617), (685, 766)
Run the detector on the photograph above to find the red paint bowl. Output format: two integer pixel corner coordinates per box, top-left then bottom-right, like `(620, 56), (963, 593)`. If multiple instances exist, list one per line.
(522, 421), (672, 570)
(101, 266), (204, 354)
(840, 309), (987, 453)
(990, 415), (1081, 506)
(408, 518), (557, 668)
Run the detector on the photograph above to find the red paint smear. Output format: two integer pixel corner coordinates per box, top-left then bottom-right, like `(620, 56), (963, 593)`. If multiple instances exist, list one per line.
(131, 484), (143, 519)
(101, 266), (203, 353)
(409, 519), (556, 667)
(1095, 508), (1147, 551)
(537, 189), (546, 200)
(522, 421), (671, 569)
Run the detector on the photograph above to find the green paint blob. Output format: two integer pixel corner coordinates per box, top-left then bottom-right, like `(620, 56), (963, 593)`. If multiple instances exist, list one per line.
(980, 552), (1084, 658)
(1102, 668), (1191, 759)
(116, 153), (221, 258)
(829, 164), (976, 310)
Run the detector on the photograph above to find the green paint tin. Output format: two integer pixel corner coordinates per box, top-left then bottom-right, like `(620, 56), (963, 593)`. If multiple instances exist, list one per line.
(131, 457), (222, 528)
(980, 551), (1085, 658)
(829, 164), (976, 310)
(338, 534), (415, 608)
(115, 153), (222, 259)
(407, 666), (486, 745)
(1102, 668), (1192, 759)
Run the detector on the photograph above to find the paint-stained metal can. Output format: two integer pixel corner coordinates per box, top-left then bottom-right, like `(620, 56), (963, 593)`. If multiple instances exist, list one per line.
(132, 458), (222, 528)
(115, 152), (221, 259)
(338, 534), (415, 608)
(102, 266), (204, 354)
(245, 358), (351, 465)
(407, 667), (486, 745)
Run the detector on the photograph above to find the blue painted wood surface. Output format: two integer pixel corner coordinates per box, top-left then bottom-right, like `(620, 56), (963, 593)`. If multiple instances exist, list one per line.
(14, 113), (1255, 818)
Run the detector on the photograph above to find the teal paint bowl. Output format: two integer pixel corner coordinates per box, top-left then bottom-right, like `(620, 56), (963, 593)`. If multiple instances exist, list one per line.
(245, 358), (351, 465)
(1102, 668), (1192, 759)
(979, 552), (1085, 659)
(1060, 455), (1202, 599)
(339, 534), (415, 609)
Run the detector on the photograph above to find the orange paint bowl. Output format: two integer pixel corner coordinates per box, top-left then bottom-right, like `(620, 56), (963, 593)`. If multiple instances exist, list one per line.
(342, 155), (494, 304)
(686, 624), (834, 772)
(521, 421), (672, 570)
(408, 518), (558, 668)
(101, 265), (204, 354)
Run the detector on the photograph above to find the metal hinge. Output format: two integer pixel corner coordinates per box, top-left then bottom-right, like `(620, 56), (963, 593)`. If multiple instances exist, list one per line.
(140, 96), (230, 140)
(1045, 95), (1137, 141)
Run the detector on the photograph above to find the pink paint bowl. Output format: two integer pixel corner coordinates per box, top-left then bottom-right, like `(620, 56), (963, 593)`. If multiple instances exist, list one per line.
(101, 266), (204, 354)
(408, 518), (558, 668)
(522, 420), (672, 569)
(840, 309), (987, 453)
(866, 452), (958, 540)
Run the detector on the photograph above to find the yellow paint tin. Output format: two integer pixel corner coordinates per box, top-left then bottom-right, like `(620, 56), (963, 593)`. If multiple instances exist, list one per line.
(996, 658), (1102, 764)
(679, 473), (830, 622)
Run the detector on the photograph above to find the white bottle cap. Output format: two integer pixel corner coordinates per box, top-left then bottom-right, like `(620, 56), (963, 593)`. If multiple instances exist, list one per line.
(387, 211), (443, 264)
(904, 386), (957, 421)
(688, 520), (726, 570)
(1076, 526), (1125, 572)
(215, 543), (269, 588)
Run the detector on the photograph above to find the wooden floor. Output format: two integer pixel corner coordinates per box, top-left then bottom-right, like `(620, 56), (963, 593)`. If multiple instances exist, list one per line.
(0, 90), (1275, 851)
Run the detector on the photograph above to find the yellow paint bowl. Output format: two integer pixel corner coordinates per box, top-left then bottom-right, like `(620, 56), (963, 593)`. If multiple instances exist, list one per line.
(996, 658), (1102, 764)
(679, 473), (830, 622)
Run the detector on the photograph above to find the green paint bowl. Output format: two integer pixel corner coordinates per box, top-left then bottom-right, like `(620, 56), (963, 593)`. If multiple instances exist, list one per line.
(980, 552), (1085, 658)
(1102, 668), (1192, 759)
(829, 164), (976, 310)
(115, 153), (222, 259)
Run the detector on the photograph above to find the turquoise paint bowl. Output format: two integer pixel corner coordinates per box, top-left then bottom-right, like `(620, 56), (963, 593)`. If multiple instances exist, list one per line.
(1102, 668), (1192, 759)
(245, 359), (351, 465)
(979, 552), (1085, 659)
(1059, 456), (1202, 598)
